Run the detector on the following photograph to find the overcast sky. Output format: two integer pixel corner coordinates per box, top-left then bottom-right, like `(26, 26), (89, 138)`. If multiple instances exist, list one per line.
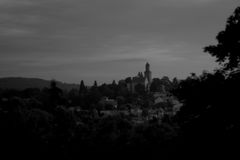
(0, 0), (239, 85)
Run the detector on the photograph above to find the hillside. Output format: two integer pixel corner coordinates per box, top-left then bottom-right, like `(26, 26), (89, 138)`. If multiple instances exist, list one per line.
(0, 77), (79, 91)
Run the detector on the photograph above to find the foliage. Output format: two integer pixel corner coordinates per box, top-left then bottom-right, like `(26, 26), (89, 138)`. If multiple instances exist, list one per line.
(204, 7), (240, 72)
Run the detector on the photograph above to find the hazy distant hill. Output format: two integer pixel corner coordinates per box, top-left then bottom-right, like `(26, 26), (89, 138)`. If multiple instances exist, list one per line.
(0, 77), (79, 91)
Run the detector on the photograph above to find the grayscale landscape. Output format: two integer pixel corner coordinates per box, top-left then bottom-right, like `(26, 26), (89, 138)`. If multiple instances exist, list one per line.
(0, 0), (240, 159)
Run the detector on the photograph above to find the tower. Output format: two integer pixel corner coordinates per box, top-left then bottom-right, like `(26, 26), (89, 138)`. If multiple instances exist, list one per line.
(144, 62), (152, 91)
(144, 62), (152, 83)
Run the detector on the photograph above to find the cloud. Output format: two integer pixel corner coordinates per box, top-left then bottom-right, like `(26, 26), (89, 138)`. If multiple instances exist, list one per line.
(164, 0), (220, 3)
(0, 0), (237, 83)
(147, 0), (222, 6)
(0, 27), (35, 36)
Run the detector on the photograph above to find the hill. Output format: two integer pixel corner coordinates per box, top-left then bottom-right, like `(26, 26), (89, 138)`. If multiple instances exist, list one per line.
(0, 77), (79, 91)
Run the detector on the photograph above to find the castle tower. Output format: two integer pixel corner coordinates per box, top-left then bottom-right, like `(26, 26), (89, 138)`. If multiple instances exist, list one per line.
(144, 62), (152, 91)
(144, 62), (152, 83)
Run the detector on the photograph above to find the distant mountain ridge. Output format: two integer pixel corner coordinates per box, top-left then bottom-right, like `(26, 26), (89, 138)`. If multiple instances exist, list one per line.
(0, 77), (79, 91)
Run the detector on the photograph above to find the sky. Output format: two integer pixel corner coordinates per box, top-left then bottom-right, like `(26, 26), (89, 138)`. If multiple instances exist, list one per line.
(0, 0), (239, 85)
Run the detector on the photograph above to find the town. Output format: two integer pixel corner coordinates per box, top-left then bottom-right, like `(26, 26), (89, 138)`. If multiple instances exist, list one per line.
(0, 2), (240, 159)
(67, 62), (182, 124)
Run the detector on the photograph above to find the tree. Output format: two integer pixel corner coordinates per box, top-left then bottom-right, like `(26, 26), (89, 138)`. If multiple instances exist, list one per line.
(79, 80), (87, 95)
(161, 76), (172, 92)
(89, 81), (101, 105)
(134, 83), (145, 95)
(112, 80), (117, 86)
(99, 84), (114, 98)
(93, 80), (98, 87)
(172, 77), (179, 90)
(125, 77), (132, 83)
(150, 78), (161, 92)
(204, 6), (240, 72)
(49, 80), (63, 107)
(116, 83), (129, 97)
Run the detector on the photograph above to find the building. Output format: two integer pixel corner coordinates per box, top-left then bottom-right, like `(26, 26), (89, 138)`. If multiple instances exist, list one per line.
(126, 62), (152, 93)
(99, 97), (118, 109)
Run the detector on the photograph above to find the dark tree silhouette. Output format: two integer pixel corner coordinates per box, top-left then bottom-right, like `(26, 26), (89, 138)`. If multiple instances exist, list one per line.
(125, 77), (132, 83)
(172, 77), (179, 90)
(79, 80), (87, 95)
(112, 80), (117, 86)
(134, 83), (145, 95)
(93, 80), (98, 87)
(170, 7), (240, 158)
(49, 80), (63, 107)
(150, 78), (161, 92)
(88, 81), (101, 106)
(204, 6), (240, 72)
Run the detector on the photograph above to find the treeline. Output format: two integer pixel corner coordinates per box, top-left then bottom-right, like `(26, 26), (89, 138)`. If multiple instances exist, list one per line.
(0, 77), (180, 158)
(0, 91), (179, 159)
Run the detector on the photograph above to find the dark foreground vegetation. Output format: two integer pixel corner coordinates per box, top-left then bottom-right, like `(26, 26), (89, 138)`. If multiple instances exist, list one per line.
(0, 6), (240, 160)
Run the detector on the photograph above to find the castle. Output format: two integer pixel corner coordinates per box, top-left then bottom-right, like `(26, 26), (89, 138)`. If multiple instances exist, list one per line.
(126, 62), (152, 93)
